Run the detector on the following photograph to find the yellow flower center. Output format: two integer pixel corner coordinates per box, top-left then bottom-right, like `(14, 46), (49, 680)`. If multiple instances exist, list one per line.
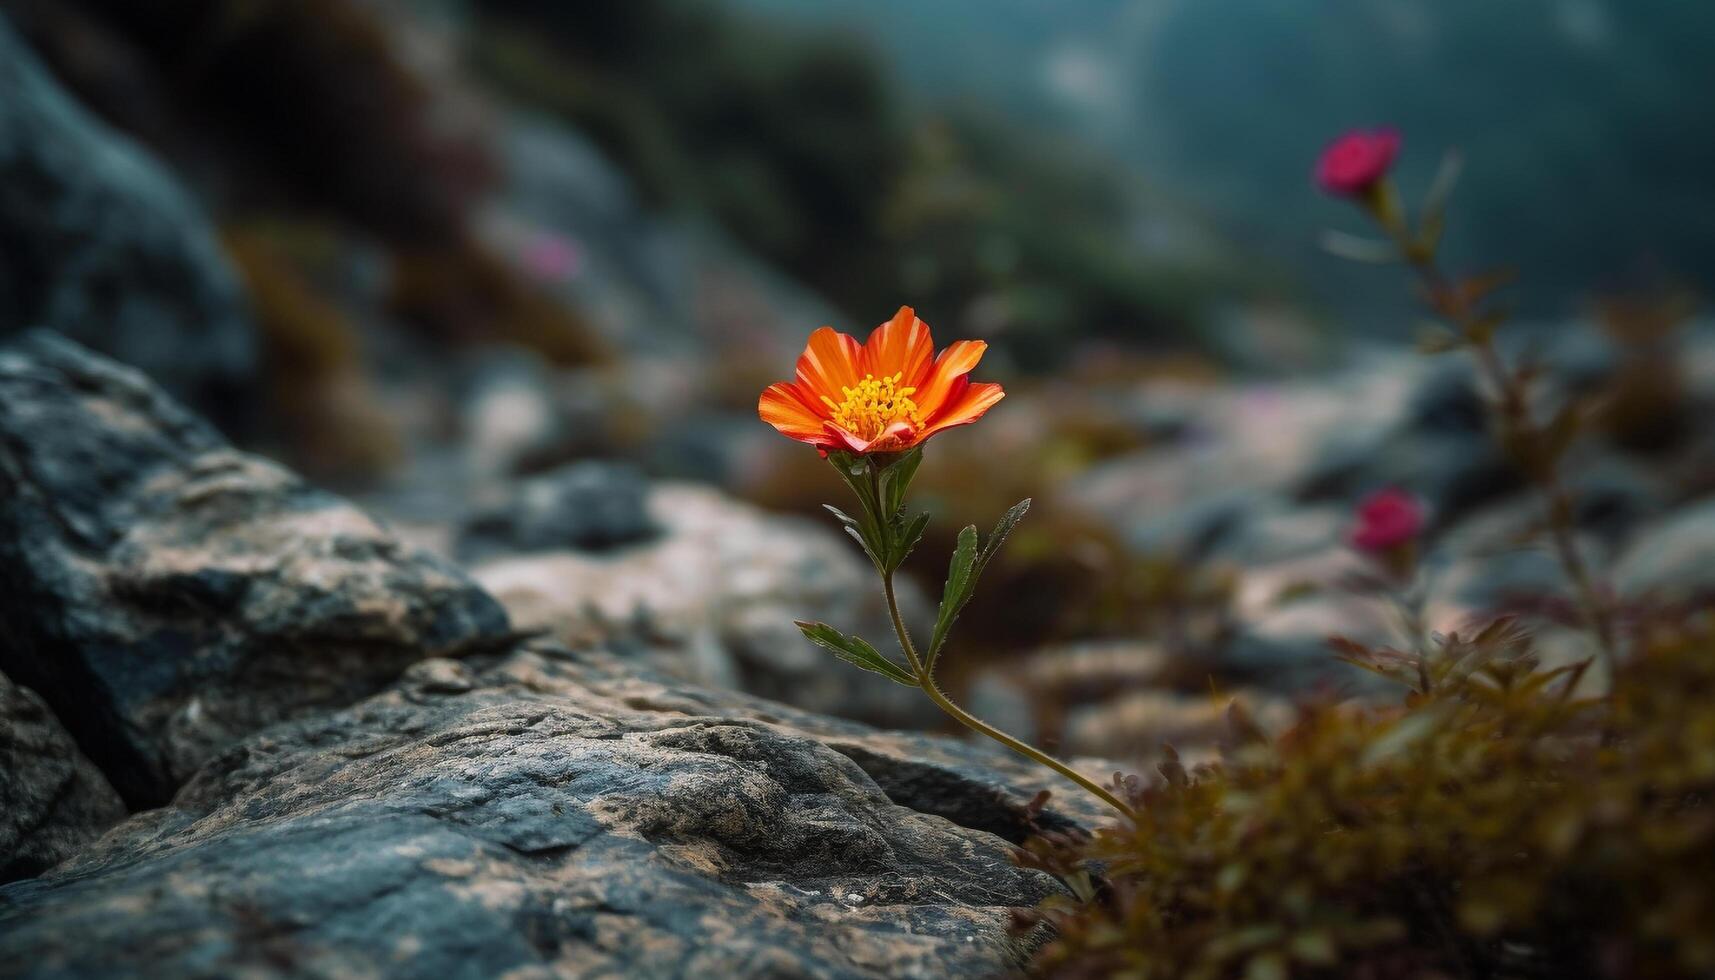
(821, 372), (923, 440)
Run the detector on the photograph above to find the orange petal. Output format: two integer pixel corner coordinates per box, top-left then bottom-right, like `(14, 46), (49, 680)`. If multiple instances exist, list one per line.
(919, 381), (1005, 439)
(759, 382), (828, 440)
(794, 327), (863, 404)
(860, 306), (935, 387)
(915, 339), (989, 417)
(825, 419), (916, 456)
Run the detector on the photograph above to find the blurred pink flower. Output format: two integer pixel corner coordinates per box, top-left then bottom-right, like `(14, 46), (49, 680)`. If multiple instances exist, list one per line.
(522, 234), (582, 284)
(1351, 488), (1424, 553)
(1315, 128), (1401, 197)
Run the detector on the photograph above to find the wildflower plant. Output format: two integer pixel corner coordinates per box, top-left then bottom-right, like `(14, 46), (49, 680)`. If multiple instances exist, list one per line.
(1342, 488), (1435, 695)
(1012, 131), (1713, 978)
(760, 306), (1134, 817)
(1315, 128), (1620, 674)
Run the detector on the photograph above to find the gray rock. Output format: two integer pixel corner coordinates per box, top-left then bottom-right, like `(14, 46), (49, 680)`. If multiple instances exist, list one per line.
(0, 645), (1089, 978)
(0, 16), (255, 422)
(1614, 496), (1715, 601)
(457, 346), (565, 479)
(470, 483), (941, 730)
(460, 461), (656, 558)
(1293, 358), (1515, 526)
(0, 671), (125, 883)
(0, 332), (512, 807)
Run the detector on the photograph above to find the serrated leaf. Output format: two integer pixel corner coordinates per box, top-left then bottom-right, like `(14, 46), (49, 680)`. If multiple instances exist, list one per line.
(890, 511), (930, 571)
(926, 525), (980, 668)
(794, 621), (919, 686)
(924, 499), (1031, 671)
(977, 498), (1031, 575)
(1320, 229), (1400, 264)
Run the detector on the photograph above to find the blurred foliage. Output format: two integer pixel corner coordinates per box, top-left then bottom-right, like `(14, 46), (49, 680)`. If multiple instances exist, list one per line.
(8, 0), (490, 240)
(222, 224), (401, 478)
(388, 239), (608, 366)
(471, 0), (1248, 366)
(1592, 291), (1697, 453)
(1019, 614), (1715, 978)
(1138, 0), (1715, 319)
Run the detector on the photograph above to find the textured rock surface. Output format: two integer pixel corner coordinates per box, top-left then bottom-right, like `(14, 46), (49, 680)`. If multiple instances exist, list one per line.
(0, 332), (512, 807)
(470, 483), (941, 729)
(0, 645), (1087, 979)
(0, 15), (255, 419)
(0, 671), (125, 883)
(460, 460), (657, 559)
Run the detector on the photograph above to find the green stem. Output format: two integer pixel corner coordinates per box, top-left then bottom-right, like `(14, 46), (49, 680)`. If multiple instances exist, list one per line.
(1391, 588), (1431, 695)
(882, 573), (924, 676)
(881, 570), (1136, 820)
(1403, 251), (1620, 678)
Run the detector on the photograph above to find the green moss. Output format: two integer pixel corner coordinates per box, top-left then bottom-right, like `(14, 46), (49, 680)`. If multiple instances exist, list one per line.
(1020, 614), (1715, 977)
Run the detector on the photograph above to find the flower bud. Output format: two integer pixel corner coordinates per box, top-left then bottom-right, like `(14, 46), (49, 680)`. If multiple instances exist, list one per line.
(1315, 128), (1401, 199)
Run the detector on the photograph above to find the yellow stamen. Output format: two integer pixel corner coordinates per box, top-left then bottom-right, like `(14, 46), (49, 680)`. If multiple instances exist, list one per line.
(821, 372), (922, 441)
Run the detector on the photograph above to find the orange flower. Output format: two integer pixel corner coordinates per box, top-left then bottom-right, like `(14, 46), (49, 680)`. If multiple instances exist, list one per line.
(759, 306), (1005, 455)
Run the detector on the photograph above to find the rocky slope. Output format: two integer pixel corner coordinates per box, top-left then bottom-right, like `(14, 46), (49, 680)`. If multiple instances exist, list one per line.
(0, 15), (256, 422)
(0, 334), (1095, 977)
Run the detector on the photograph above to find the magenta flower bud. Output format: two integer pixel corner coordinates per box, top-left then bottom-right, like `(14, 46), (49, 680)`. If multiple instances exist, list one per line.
(1315, 128), (1402, 198)
(1351, 488), (1425, 553)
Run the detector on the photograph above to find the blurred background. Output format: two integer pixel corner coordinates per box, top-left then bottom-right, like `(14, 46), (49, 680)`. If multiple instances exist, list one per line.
(2, 0), (1711, 765)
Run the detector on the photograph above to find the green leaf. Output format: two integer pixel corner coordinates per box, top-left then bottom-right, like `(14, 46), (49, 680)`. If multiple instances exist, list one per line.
(927, 525), (980, 667)
(924, 499), (1032, 670)
(877, 447), (923, 521)
(890, 511), (931, 571)
(977, 498), (1031, 575)
(826, 454), (877, 520)
(822, 504), (883, 571)
(794, 621), (919, 686)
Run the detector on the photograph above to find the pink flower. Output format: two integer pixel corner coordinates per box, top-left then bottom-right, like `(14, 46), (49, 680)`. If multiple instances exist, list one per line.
(521, 234), (582, 284)
(1315, 128), (1401, 197)
(1351, 489), (1424, 553)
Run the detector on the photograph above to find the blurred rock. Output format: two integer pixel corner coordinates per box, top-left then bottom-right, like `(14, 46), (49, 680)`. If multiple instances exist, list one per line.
(1294, 357), (1514, 526)
(1062, 688), (1294, 765)
(486, 115), (691, 354)
(1224, 547), (1395, 683)
(1069, 361), (1417, 562)
(1562, 454), (1672, 544)
(1614, 497), (1715, 601)
(458, 346), (564, 478)
(0, 671), (125, 883)
(0, 332), (511, 807)
(963, 672), (1039, 746)
(460, 461), (656, 559)
(1013, 640), (1176, 705)
(0, 643), (1086, 979)
(0, 16), (256, 424)
(471, 484), (940, 729)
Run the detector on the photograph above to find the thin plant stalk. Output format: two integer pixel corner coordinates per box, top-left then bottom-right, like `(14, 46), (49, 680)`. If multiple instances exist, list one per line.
(1406, 250), (1619, 676)
(879, 568), (1137, 819)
